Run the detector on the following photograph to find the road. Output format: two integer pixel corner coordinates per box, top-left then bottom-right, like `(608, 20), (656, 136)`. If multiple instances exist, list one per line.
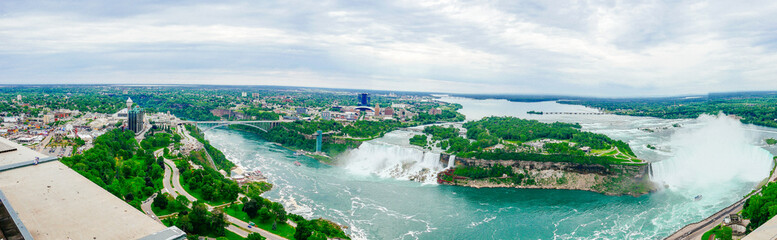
(224, 215), (286, 240)
(144, 131), (288, 240)
(165, 158), (198, 203)
(141, 193), (162, 224)
(153, 149), (178, 199)
(226, 225), (251, 238)
(163, 161), (176, 198)
(36, 134), (52, 152)
(665, 162), (777, 239)
(664, 196), (750, 239)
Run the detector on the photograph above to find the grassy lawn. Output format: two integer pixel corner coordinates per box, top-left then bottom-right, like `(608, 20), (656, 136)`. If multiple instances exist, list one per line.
(152, 205), (181, 217)
(594, 145), (641, 163)
(701, 225), (732, 240)
(223, 204), (296, 239)
(223, 230), (246, 240)
(201, 230), (246, 240)
(592, 148), (616, 155)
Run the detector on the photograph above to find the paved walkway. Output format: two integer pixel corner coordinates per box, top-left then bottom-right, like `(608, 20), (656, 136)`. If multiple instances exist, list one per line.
(664, 195), (751, 239)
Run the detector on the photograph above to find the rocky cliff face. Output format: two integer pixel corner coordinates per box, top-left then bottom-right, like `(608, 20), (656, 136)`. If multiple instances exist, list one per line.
(438, 154), (655, 196)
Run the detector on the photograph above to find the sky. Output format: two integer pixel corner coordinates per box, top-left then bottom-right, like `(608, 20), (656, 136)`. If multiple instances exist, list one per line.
(1, 0), (777, 97)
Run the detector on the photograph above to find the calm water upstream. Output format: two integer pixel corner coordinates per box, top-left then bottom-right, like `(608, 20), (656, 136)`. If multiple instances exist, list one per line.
(204, 97), (777, 239)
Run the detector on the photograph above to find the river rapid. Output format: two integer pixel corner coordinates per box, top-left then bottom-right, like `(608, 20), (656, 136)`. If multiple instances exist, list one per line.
(203, 96), (777, 239)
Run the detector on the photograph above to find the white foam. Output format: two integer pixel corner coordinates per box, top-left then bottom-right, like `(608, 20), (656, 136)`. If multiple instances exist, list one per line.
(651, 113), (773, 194)
(340, 141), (444, 184)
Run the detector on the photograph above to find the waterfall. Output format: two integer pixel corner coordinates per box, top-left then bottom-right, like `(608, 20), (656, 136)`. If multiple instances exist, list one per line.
(340, 141), (445, 184)
(651, 113), (773, 196)
(447, 155), (456, 168)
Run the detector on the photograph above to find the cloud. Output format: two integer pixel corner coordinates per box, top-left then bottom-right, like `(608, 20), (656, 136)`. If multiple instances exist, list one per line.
(1, 0), (776, 96)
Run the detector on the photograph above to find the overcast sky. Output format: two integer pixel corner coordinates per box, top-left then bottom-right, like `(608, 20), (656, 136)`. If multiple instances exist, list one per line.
(1, 1), (776, 96)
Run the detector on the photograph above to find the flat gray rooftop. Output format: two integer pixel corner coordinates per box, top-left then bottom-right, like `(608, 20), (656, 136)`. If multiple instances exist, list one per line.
(0, 137), (169, 239)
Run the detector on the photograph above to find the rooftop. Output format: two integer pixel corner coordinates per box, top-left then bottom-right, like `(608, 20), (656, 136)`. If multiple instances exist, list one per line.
(0, 137), (175, 239)
(745, 215), (777, 239)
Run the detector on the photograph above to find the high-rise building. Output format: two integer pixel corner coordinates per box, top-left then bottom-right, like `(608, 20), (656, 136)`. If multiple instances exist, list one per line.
(126, 97), (133, 110)
(16, 95), (22, 101)
(321, 111), (331, 120)
(128, 106), (145, 133)
(357, 93), (370, 106)
(241, 92), (247, 97)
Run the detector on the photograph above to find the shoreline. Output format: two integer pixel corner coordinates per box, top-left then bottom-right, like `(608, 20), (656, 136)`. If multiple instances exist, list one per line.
(663, 156), (777, 239)
(437, 153), (655, 197)
(440, 179), (651, 197)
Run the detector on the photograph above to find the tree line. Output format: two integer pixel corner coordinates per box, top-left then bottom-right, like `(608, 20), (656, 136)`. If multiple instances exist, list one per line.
(61, 129), (165, 208)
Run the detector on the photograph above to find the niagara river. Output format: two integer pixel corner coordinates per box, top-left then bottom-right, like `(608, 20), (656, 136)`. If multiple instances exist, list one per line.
(203, 96), (777, 239)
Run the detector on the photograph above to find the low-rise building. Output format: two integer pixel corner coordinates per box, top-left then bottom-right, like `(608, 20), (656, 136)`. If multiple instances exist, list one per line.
(43, 114), (55, 124)
(383, 107), (394, 116)
(3, 117), (18, 123)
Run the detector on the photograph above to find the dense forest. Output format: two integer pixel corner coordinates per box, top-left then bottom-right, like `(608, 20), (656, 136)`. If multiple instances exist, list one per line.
(0, 87), (125, 115)
(170, 202), (229, 237)
(463, 117), (622, 150)
(61, 129), (165, 208)
(423, 125), (460, 140)
(341, 120), (407, 138)
(409, 135), (427, 147)
(561, 93), (777, 128)
(743, 181), (777, 232)
(425, 117), (637, 164)
(180, 166), (241, 203)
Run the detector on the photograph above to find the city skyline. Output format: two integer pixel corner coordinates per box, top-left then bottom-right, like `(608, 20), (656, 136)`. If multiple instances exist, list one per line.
(2, 1), (777, 96)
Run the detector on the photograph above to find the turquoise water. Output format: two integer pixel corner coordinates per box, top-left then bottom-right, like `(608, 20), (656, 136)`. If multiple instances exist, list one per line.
(204, 98), (777, 239)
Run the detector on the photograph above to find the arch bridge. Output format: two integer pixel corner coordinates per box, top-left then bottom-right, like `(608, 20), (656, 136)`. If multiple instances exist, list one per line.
(184, 120), (283, 132)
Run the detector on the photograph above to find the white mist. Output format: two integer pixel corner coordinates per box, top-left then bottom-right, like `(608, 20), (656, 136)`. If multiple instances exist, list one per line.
(651, 113), (773, 195)
(339, 141), (444, 184)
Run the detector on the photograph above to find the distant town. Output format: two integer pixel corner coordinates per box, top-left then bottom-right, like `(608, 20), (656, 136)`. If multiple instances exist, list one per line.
(0, 86), (458, 159)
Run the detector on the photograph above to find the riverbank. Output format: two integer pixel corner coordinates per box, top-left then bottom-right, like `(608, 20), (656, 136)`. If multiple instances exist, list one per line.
(664, 157), (777, 239)
(437, 154), (655, 196)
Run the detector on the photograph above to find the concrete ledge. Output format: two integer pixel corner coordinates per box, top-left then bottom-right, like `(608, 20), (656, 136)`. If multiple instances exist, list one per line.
(0, 156), (58, 172)
(0, 190), (33, 240)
